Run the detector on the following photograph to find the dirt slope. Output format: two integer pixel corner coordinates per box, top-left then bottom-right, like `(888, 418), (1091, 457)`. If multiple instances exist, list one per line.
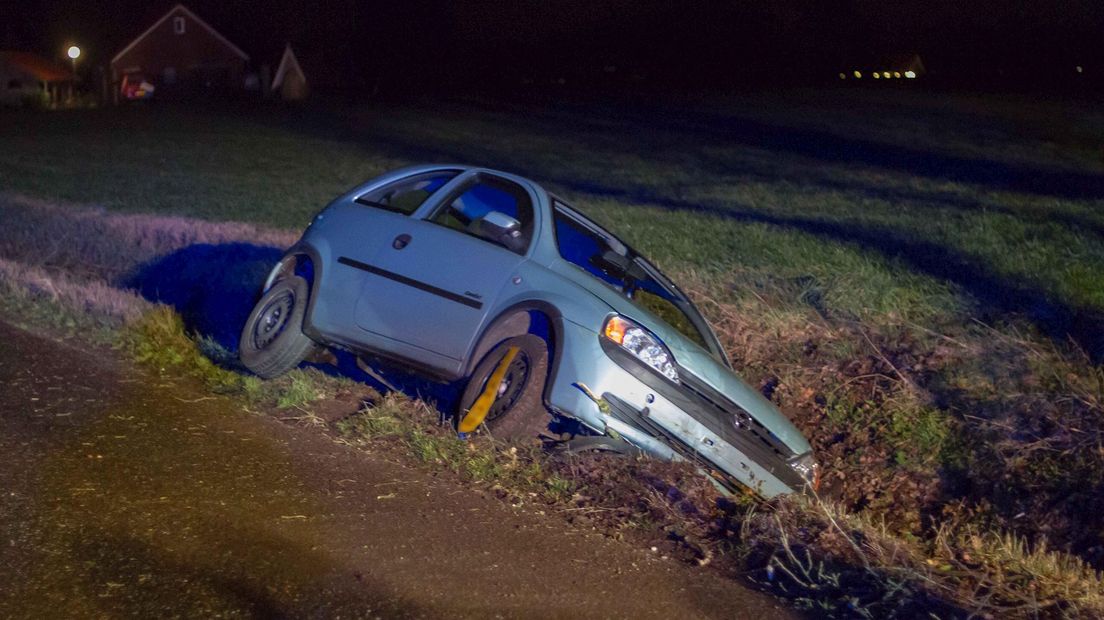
(0, 321), (795, 619)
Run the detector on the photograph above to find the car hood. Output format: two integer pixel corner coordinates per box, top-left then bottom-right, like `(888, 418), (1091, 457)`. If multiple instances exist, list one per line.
(551, 260), (811, 456)
(662, 336), (811, 454)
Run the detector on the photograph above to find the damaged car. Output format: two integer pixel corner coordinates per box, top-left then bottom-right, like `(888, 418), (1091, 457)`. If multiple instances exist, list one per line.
(240, 165), (817, 496)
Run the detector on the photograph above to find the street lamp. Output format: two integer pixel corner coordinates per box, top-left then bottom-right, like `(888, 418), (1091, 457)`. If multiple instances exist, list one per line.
(67, 45), (80, 73)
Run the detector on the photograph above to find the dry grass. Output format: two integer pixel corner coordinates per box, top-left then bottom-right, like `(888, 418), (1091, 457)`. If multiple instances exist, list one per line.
(0, 192), (295, 283)
(0, 256), (154, 326)
(740, 495), (1104, 618)
(676, 268), (1104, 616)
(339, 392), (574, 502)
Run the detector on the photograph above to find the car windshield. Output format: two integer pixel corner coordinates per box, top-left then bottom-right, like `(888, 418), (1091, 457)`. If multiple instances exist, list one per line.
(552, 201), (728, 364)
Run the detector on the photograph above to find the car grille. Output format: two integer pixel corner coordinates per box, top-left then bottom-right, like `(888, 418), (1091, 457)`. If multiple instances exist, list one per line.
(678, 374), (794, 461)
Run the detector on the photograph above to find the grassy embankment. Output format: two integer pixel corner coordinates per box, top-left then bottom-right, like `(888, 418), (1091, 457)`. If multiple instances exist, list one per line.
(2, 92), (1103, 616)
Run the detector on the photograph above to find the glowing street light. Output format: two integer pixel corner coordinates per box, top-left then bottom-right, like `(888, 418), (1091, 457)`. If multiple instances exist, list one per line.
(66, 45), (80, 76)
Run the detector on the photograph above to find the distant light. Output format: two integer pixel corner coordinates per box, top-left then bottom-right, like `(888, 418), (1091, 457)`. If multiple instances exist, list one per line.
(67, 45), (80, 60)
(893, 71), (902, 78)
(853, 70), (862, 79)
(904, 70), (916, 79)
(839, 72), (846, 80)
(1076, 65), (1084, 73)
(873, 72), (880, 79)
(882, 71), (891, 79)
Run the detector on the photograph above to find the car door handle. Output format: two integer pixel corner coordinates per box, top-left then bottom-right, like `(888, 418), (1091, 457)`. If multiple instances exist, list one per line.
(392, 234), (412, 250)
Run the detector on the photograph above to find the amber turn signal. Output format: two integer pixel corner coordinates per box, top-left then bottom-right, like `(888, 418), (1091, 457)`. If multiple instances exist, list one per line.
(603, 315), (630, 345)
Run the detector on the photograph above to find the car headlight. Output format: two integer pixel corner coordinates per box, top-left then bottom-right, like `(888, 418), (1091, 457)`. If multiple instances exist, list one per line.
(787, 451), (820, 489)
(602, 315), (679, 383)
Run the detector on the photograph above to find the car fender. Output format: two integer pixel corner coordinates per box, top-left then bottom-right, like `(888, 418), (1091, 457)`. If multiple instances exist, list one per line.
(464, 261), (618, 426)
(264, 242), (325, 340)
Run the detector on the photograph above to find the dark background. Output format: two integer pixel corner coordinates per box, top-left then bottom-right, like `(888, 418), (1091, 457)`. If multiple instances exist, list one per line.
(3, 0), (1103, 94)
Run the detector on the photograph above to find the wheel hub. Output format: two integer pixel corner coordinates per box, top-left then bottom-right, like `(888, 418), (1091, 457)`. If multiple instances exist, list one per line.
(486, 352), (530, 422)
(253, 290), (294, 350)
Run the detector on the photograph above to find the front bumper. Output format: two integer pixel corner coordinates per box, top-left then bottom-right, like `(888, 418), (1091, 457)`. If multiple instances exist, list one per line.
(546, 319), (809, 498)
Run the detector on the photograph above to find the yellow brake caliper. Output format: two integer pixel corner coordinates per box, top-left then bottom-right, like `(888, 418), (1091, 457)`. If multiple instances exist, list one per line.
(458, 346), (520, 434)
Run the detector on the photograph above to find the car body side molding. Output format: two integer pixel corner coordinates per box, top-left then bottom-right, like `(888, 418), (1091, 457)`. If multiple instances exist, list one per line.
(336, 256), (483, 310)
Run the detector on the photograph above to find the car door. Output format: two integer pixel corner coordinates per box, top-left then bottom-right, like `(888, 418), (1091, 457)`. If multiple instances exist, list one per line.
(354, 173), (536, 362)
(321, 169), (461, 333)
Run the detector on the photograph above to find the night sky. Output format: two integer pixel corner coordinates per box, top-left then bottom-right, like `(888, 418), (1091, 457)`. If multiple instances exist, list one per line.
(4, 0), (1102, 90)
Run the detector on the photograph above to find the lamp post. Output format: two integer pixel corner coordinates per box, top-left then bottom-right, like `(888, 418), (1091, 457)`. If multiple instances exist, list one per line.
(67, 45), (80, 73)
(64, 45), (80, 104)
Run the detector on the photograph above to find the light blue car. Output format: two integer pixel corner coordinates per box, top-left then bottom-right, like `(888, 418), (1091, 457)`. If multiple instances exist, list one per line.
(240, 165), (817, 496)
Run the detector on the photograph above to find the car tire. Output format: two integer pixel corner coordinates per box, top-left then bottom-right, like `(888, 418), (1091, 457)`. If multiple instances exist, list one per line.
(458, 334), (549, 441)
(239, 276), (317, 379)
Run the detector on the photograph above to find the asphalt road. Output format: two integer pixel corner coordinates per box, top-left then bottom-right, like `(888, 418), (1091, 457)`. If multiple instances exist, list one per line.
(0, 320), (796, 619)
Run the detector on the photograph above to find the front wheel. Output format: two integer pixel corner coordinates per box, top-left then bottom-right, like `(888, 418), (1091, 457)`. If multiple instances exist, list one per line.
(239, 276), (316, 379)
(457, 335), (549, 441)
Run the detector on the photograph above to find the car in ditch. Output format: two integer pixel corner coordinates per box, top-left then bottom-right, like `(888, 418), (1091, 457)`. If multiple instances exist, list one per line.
(240, 165), (818, 496)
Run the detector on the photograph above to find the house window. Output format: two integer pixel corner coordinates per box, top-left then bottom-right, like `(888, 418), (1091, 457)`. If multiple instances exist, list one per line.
(173, 16), (186, 34)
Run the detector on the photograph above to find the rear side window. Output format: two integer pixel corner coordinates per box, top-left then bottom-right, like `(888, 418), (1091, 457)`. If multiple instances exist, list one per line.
(355, 170), (458, 215)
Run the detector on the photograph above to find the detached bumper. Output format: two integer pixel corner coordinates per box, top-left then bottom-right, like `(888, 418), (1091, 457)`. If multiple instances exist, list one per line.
(546, 318), (809, 497)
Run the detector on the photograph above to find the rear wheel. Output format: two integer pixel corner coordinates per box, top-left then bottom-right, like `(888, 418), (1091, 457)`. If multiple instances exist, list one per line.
(239, 276), (316, 379)
(458, 335), (549, 441)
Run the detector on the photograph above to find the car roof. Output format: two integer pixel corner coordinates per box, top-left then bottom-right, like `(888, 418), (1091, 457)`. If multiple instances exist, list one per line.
(403, 164), (543, 190)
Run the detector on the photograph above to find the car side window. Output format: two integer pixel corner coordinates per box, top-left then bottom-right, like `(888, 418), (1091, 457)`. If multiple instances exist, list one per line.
(355, 171), (458, 215)
(552, 210), (626, 288)
(429, 176), (534, 255)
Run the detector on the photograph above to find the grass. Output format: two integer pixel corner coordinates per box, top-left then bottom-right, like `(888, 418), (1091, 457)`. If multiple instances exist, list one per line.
(337, 392), (574, 503)
(126, 306), (356, 410)
(5, 96), (1103, 326)
(3, 90), (1104, 616)
(0, 106), (399, 228)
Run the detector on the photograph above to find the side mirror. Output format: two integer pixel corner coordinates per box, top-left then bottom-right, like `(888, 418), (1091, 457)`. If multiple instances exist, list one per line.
(470, 211), (524, 252)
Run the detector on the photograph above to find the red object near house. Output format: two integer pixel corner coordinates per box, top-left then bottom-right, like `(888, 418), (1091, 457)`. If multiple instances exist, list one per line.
(120, 73), (156, 101)
(110, 3), (249, 101)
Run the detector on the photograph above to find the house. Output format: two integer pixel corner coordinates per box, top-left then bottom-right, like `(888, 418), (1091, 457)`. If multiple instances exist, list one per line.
(0, 51), (73, 107)
(271, 44), (307, 101)
(110, 3), (249, 101)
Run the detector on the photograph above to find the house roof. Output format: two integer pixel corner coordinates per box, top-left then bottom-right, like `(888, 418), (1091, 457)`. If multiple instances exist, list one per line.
(0, 51), (73, 82)
(271, 44), (306, 90)
(111, 3), (250, 65)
